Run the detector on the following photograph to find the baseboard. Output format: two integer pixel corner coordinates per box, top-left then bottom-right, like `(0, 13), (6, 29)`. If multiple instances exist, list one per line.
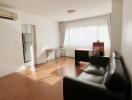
(36, 58), (58, 67)
(35, 62), (45, 67)
(0, 65), (32, 78)
(0, 57), (59, 78)
(0, 70), (16, 78)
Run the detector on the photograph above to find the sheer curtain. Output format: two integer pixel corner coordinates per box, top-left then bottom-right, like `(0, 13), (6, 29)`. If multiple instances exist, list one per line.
(59, 22), (66, 48)
(61, 15), (111, 57)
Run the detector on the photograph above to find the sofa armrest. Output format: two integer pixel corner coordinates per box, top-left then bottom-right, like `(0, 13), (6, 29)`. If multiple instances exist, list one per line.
(63, 76), (124, 100)
(90, 56), (110, 67)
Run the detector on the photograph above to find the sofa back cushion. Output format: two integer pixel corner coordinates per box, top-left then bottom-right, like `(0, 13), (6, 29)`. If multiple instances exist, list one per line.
(103, 57), (116, 85)
(104, 57), (127, 93)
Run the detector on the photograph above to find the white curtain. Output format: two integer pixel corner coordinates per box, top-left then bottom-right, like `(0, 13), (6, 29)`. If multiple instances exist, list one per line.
(59, 22), (66, 48)
(61, 15), (111, 57)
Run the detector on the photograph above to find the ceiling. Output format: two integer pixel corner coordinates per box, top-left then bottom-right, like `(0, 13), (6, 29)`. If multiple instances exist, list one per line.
(0, 0), (112, 22)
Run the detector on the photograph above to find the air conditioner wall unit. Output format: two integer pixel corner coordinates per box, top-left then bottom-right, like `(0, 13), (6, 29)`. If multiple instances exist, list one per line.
(0, 9), (17, 20)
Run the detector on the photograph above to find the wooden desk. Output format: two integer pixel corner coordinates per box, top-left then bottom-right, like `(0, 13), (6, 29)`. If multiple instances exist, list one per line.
(75, 49), (90, 65)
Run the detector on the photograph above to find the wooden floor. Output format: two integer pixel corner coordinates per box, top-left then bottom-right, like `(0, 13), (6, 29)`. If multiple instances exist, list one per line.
(0, 57), (89, 100)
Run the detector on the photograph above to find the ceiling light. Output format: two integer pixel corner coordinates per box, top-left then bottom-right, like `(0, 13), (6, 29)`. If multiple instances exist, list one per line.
(67, 9), (76, 13)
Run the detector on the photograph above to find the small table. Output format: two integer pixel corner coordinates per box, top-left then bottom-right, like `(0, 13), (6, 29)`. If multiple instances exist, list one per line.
(46, 48), (58, 62)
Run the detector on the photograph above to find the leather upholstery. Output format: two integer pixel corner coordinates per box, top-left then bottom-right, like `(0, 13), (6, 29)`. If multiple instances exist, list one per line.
(63, 52), (131, 100)
(104, 58), (129, 93)
(78, 72), (104, 84)
(84, 64), (106, 76)
(64, 76), (125, 100)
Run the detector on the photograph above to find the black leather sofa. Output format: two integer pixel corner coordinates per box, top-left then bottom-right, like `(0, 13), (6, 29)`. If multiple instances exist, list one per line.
(63, 52), (131, 100)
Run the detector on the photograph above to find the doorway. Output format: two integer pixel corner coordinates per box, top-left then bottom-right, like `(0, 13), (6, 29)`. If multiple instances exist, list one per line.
(21, 24), (37, 66)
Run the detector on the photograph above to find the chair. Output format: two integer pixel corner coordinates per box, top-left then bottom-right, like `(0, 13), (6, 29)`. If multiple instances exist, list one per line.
(93, 42), (104, 56)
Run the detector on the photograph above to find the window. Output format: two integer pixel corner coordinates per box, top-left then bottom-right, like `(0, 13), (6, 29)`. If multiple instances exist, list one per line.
(60, 15), (111, 57)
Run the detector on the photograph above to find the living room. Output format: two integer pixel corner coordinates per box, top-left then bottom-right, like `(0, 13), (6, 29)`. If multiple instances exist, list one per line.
(0, 0), (131, 100)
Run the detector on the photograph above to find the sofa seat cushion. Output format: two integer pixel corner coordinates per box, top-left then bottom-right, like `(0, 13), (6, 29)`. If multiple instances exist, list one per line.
(78, 72), (104, 84)
(84, 64), (106, 76)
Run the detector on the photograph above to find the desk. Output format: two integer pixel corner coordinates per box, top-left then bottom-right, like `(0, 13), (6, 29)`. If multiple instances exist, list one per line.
(75, 49), (91, 65)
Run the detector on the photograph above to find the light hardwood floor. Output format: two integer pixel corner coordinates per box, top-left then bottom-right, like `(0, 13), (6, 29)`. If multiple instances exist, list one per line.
(0, 57), (88, 100)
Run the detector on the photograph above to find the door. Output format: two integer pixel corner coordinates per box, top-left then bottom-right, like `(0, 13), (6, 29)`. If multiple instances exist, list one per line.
(22, 24), (37, 66)
(22, 33), (33, 62)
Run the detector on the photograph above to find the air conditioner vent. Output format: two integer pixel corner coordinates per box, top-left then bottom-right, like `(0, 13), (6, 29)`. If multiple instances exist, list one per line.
(0, 8), (17, 20)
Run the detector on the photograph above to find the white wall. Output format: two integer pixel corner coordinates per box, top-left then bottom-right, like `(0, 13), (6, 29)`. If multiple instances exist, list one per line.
(111, 0), (123, 53)
(121, 0), (132, 93)
(18, 13), (59, 64)
(0, 8), (59, 77)
(0, 19), (24, 77)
